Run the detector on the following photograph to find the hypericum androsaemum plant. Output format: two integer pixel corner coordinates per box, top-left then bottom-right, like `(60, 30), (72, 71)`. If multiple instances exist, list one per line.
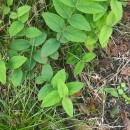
(38, 69), (84, 117)
(42, 0), (124, 75)
(0, 3), (58, 86)
(0, 0), (126, 117)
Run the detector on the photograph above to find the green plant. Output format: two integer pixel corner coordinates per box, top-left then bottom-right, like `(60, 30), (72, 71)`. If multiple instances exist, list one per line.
(42, 0), (123, 75)
(104, 83), (130, 104)
(0, 0), (124, 84)
(38, 69), (84, 117)
(0, 0), (126, 118)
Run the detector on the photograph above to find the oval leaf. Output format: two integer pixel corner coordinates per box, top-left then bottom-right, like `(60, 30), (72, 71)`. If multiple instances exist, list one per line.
(33, 50), (48, 64)
(8, 56), (27, 69)
(11, 69), (23, 86)
(9, 21), (24, 37)
(41, 64), (53, 81)
(76, 0), (105, 14)
(26, 27), (42, 38)
(41, 90), (61, 107)
(99, 25), (112, 48)
(83, 52), (96, 62)
(110, 0), (122, 21)
(17, 5), (31, 17)
(63, 26), (87, 42)
(53, 0), (73, 19)
(62, 98), (73, 117)
(74, 61), (85, 75)
(58, 79), (69, 97)
(68, 14), (91, 31)
(66, 82), (84, 95)
(10, 39), (30, 51)
(60, 0), (77, 7)
(42, 12), (65, 32)
(51, 69), (66, 89)
(0, 60), (6, 84)
(41, 38), (60, 57)
(30, 32), (47, 46)
(38, 84), (54, 100)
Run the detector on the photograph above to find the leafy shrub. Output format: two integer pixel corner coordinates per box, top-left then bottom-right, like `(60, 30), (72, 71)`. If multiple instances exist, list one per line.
(0, 0), (125, 116)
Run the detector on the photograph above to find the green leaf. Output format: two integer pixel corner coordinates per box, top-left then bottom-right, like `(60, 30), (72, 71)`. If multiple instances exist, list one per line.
(66, 56), (79, 65)
(33, 50), (48, 64)
(68, 14), (91, 31)
(99, 25), (112, 48)
(41, 38), (60, 57)
(85, 32), (98, 51)
(96, 13), (107, 29)
(56, 32), (69, 44)
(9, 50), (18, 57)
(93, 12), (105, 22)
(83, 52), (96, 62)
(36, 76), (45, 84)
(63, 26), (87, 42)
(74, 61), (85, 75)
(105, 88), (115, 93)
(8, 56), (27, 69)
(90, 0), (107, 1)
(2, 4), (10, 15)
(26, 27), (42, 38)
(41, 90), (61, 107)
(121, 83), (127, 91)
(41, 64), (53, 81)
(76, 0), (105, 14)
(50, 51), (59, 60)
(27, 71), (35, 80)
(85, 14), (97, 28)
(42, 12), (65, 32)
(0, 60), (6, 84)
(53, 0), (73, 18)
(9, 12), (17, 19)
(106, 11), (118, 26)
(17, 5), (31, 17)
(66, 82), (84, 95)
(22, 59), (36, 71)
(58, 79), (69, 97)
(11, 69), (23, 86)
(30, 32), (47, 46)
(110, 91), (119, 98)
(60, 0), (77, 7)
(110, 0), (122, 21)
(15, 29), (25, 37)
(18, 12), (29, 23)
(118, 89), (124, 95)
(7, 0), (13, 6)
(38, 84), (54, 100)
(62, 98), (73, 117)
(9, 21), (24, 37)
(105, 88), (119, 97)
(51, 69), (66, 89)
(10, 39), (30, 51)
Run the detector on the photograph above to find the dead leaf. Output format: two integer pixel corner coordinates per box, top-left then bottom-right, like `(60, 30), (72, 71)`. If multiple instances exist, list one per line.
(73, 91), (81, 97)
(79, 104), (90, 115)
(72, 119), (93, 130)
(121, 67), (130, 76)
(90, 98), (96, 111)
(121, 110), (130, 130)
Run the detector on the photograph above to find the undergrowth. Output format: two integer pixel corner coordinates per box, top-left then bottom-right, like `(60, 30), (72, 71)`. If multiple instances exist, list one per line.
(0, 0), (128, 129)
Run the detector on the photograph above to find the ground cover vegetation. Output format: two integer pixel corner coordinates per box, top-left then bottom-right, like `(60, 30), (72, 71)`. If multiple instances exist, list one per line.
(0, 0), (130, 129)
